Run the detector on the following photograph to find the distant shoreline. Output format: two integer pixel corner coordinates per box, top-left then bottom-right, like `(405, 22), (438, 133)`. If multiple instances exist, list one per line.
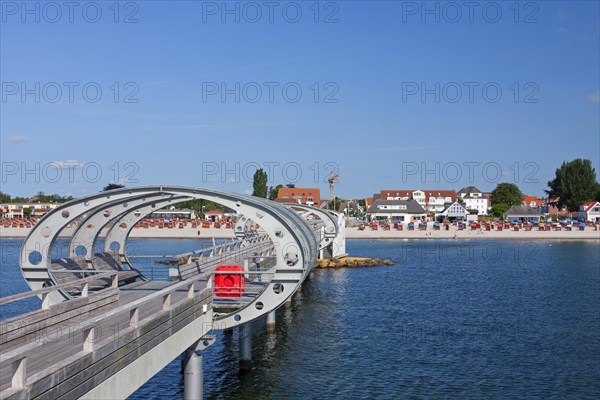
(1, 226), (599, 240)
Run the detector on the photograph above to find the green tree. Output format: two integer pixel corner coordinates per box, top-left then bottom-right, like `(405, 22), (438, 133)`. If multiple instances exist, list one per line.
(546, 159), (599, 212)
(174, 199), (223, 217)
(103, 183), (125, 191)
(490, 203), (511, 218)
(22, 207), (32, 217)
(0, 192), (11, 203)
(268, 184), (284, 200)
(252, 168), (268, 198)
(491, 183), (523, 206)
(329, 197), (343, 211)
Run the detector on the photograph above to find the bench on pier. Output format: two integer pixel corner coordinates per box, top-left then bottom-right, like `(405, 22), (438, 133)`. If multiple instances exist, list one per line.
(51, 253), (140, 294)
(92, 252), (140, 284)
(51, 257), (113, 293)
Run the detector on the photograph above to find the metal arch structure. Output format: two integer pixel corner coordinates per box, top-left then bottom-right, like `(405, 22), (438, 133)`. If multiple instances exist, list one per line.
(285, 203), (347, 258)
(20, 186), (319, 328)
(68, 193), (190, 259)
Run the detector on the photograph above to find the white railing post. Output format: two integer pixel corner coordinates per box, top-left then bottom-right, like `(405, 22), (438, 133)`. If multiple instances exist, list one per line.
(187, 283), (195, 299)
(41, 292), (50, 310)
(11, 357), (26, 390)
(82, 282), (89, 298)
(111, 273), (119, 288)
(130, 308), (139, 328)
(163, 293), (171, 311)
(83, 326), (96, 353)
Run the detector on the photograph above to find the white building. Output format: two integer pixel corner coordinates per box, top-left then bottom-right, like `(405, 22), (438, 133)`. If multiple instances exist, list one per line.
(457, 186), (490, 215)
(379, 189), (457, 214)
(366, 199), (427, 222)
(0, 203), (58, 218)
(437, 201), (469, 222)
(579, 201), (600, 222)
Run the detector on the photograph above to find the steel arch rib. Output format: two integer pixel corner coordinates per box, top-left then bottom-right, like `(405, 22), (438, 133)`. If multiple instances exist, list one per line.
(285, 203), (342, 251)
(20, 186), (319, 327)
(67, 193), (179, 259)
(103, 195), (191, 253)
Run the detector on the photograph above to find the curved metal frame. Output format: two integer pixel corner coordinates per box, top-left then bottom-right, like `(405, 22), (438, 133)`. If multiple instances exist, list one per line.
(20, 186), (318, 328)
(285, 203), (346, 257)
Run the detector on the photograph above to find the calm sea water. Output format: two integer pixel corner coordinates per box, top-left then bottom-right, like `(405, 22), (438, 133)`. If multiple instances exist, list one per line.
(1, 238), (599, 399)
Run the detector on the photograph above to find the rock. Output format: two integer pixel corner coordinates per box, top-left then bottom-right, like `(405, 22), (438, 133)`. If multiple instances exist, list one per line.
(315, 257), (396, 269)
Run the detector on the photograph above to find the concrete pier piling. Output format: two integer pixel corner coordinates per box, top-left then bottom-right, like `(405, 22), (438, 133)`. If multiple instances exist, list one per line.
(239, 323), (252, 371)
(266, 310), (276, 333)
(183, 345), (203, 400)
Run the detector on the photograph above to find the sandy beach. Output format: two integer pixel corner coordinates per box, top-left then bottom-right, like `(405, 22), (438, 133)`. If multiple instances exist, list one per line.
(1, 225), (599, 240)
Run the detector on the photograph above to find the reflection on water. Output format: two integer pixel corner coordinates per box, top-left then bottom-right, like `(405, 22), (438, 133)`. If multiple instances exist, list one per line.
(1, 239), (598, 399)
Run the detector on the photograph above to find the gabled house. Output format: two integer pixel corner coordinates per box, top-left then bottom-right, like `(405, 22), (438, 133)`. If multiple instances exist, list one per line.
(457, 186), (490, 215)
(504, 206), (542, 223)
(366, 199), (427, 222)
(541, 197), (570, 217)
(437, 201), (469, 222)
(204, 210), (223, 221)
(522, 196), (545, 208)
(338, 200), (361, 215)
(579, 201), (600, 222)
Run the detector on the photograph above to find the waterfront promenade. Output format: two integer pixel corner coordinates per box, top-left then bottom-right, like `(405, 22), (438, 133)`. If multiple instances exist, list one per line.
(2, 226), (599, 240)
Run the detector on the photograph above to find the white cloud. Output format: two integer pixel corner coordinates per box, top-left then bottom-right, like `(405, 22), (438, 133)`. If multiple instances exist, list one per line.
(242, 188), (252, 195)
(49, 160), (83, 170)
(5, 135), (29, 143)
(587, 91), (600, 104)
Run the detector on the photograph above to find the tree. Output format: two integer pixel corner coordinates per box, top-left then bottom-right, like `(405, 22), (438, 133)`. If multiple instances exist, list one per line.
(490, 203), (510, 218)
(546, 159), (599, 212)
(103, 183), (125, 191)
(0, 192), (11, 203)
(329, 197), (343, 211)
(268, 184), (284, 200)
(491, 183), (523, 206)
(252, 169), (268, 198)
(22, 207), (32, 217)
(174, 199), (223, 218)
(285, 183), (295, 188)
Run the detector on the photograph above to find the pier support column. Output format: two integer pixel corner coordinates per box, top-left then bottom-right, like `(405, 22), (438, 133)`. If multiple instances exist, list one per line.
(284, 298), (292, 309)
(239, 323), (252, 371)
(266, 310), (276, 333)
(183, 344), (203, 400)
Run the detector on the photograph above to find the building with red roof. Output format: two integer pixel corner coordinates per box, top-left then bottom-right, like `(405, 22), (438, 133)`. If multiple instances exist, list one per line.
(579, 201), (600, 222)
(276, 188), (320, 206)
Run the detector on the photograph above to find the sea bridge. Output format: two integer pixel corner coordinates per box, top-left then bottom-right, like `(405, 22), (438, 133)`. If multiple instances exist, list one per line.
(0, 186), (346, 399)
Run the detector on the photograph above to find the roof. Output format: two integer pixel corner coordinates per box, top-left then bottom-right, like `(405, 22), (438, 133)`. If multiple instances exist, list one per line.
(522, 196), (545, 206)
(277, 188), (320, 197)
(440, 201), (468, 216)
(205, 210), (223, 215)
(276, 188), (320, 204)
(366, 199), (426, 214)
(458, 186), (487, 199)
(338, 200), (360, 213)
(505, 206), (542, 217)
(458, 186), (482, 195)
(581, 201), (600, 212)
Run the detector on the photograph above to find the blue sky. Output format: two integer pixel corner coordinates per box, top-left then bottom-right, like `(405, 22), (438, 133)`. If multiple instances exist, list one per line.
(1, 0), (599, 199)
